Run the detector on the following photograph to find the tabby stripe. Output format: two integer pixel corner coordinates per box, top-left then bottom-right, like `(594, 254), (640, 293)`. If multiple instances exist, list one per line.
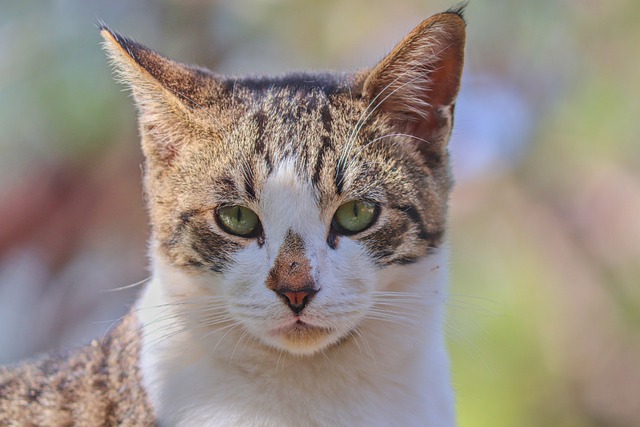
(188, 221), (238, 272)
(422, 229), (445, 245)
(183, 259), (204, 268)
(165, 211), (239, 273)
(164, 209), (200, 248)
(255, 112), (273, 174)
(335, 162), (346, 194)
(390, 205), (446, 249)
(395, 205), (430, 240)
(321, 104), (332, 134)
(244, 169), (256, 200)
(253, 111), (267, 154)
(312, 135), (332, 186)
(393, 256), (419, 265)
(215, 176), (239, 198)
(327, 229), (339, 250)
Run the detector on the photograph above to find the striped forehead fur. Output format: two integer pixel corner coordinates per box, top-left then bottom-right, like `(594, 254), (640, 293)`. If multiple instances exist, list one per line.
(100, 12), (463, 273)
(147, 87), (450, 272)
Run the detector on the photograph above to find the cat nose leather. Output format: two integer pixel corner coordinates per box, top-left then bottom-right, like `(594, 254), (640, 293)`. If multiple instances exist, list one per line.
(276, 287), (318, 314)
(266, 231), (319, 315)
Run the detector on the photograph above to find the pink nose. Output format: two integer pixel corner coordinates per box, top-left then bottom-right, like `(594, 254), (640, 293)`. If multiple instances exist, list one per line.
(276, 288), (318, 314)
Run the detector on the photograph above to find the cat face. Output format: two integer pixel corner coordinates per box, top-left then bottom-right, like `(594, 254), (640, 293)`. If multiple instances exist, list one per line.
(102, 11), (465, 355)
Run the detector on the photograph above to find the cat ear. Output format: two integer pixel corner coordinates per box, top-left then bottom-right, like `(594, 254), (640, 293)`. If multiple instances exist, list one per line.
(362, 8), (466, 164)
(100, 26), (220, 163)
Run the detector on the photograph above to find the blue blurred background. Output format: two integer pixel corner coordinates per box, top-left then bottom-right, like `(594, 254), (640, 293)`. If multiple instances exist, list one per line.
(1, 1), (639, 425)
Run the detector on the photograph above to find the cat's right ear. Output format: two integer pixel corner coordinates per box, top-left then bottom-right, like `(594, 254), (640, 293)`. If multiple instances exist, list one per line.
(100, 26), (221, 164)
(362, 8), (466, 166)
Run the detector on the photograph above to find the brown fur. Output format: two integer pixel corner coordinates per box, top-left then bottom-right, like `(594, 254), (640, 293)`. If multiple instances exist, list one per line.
(0, 314), (154, 426)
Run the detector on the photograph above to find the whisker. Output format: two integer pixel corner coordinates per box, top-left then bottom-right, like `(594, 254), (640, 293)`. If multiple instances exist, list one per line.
(275, 349), (285, 374)
(102, 276), (151, 293)
(348, 323), (376, 365)
(338, 67), (430, 185)
(319, 348), (333, 366)
(350, 133), (432, 162)
(141, 321), (188, 355)
(229, 329), (251, 365)
(445, 316), (494, 374)
(364, 310), (421, 327)
(339, 68), (418, 171)
(209, 323), (242, 352)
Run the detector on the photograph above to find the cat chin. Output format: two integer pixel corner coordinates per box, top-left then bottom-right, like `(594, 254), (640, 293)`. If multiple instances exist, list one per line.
(260, 320), (347, 356)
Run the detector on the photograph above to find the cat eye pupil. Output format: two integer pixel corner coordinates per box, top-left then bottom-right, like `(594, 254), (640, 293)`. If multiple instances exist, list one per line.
(217, 205), (260, 237)
(333, 200), (378, 235)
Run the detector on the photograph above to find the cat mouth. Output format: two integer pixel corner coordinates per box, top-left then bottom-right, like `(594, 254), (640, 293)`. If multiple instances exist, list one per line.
(270, 318), (325, 334)
(268, 318), (335, 353)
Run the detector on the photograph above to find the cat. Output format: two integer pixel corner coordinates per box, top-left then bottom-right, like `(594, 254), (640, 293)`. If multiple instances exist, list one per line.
(0, 5), (466, 426)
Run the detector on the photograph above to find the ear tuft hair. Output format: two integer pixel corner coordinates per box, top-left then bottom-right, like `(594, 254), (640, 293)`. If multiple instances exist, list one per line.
(444, 1), (469, 21)
(362, 10), (466, 163)
(100, 25), (223, 164)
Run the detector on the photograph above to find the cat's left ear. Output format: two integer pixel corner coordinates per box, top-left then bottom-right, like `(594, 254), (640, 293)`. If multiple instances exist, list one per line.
(363, 8), (466, 164)
(100, 26), (223, 163)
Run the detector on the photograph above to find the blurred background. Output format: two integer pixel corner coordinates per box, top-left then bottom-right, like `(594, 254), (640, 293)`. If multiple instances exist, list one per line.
(1, 0), (639, 425)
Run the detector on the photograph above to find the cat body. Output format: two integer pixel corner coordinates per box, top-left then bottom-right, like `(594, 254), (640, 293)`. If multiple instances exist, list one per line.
(1, 7), (465, 426)
(0, 315), (154, 426)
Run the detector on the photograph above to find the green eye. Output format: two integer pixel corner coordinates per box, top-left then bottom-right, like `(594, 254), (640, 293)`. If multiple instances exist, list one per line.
(217, 205), (261, 237)
(333, 200), (378, 235)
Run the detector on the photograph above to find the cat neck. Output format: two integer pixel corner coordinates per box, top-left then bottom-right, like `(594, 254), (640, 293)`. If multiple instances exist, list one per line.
(136, 244), (454, 426)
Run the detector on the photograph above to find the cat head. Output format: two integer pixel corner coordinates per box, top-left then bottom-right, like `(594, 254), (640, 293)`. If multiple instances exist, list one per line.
(101, 8), (465, 355)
